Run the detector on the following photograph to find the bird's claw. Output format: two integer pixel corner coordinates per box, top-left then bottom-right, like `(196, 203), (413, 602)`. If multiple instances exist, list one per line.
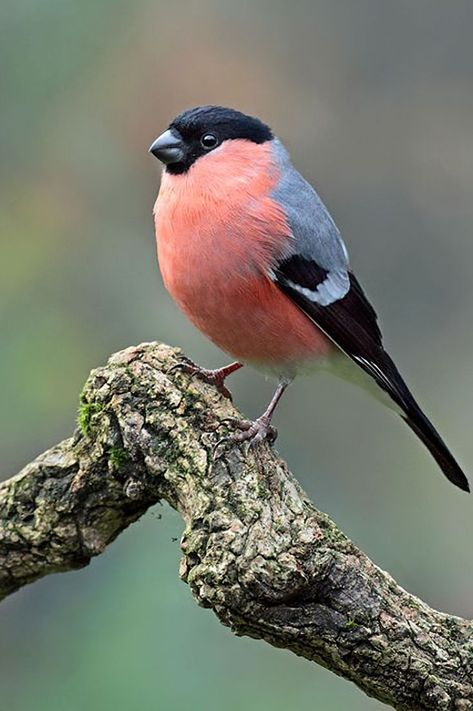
(212, 416), (278, 461)
(234, 418), (278, 446)
(167, 358), (233, 400)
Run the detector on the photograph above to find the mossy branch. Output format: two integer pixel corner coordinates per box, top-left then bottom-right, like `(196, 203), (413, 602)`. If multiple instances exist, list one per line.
(0, 342), (471, 711)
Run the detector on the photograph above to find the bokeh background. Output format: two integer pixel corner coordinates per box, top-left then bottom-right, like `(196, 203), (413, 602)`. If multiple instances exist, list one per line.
(2, 1), (473, 709)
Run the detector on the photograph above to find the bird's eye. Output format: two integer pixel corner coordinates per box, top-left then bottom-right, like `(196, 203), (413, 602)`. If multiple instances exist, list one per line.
(200, 133), (218, 149)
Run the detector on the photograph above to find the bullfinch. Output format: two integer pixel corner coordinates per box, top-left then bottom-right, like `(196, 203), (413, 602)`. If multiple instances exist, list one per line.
(149, 105), (469, 492)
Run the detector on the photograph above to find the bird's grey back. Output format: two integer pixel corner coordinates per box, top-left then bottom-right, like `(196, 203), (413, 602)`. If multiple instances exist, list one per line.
(270, 138), (350, 305)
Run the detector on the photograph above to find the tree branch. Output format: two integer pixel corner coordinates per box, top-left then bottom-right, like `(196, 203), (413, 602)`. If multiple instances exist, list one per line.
(0, 342), (471, 710)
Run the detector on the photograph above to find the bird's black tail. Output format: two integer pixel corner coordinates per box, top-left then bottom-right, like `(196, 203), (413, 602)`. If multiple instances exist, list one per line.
(360, 349), (470, 492)
(401, 401), (469, 492)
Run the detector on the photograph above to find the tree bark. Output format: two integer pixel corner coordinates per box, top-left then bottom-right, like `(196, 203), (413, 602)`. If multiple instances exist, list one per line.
(0, 342), (471, 710)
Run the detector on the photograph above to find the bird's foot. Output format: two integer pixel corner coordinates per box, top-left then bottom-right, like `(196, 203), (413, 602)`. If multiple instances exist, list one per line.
(168, 358), (242, 400)
(214, 416), (278, 458)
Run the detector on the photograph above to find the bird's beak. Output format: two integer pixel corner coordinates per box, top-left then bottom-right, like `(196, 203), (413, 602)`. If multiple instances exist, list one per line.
(148, 129), (184, 165)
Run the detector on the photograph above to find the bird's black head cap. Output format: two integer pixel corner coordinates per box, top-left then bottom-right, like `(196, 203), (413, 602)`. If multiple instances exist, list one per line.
(150, 105), (273, 175)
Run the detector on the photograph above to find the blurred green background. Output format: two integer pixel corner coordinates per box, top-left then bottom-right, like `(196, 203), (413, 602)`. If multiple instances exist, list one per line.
(1, 1), (473, 709)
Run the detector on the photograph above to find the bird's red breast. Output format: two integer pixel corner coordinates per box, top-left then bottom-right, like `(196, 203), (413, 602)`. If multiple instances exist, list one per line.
(153, 139), (334, 371)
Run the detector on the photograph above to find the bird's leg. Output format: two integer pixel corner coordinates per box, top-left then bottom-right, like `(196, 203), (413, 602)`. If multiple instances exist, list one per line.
(168, 358), (243, 400)
(220, 378), (292, 448)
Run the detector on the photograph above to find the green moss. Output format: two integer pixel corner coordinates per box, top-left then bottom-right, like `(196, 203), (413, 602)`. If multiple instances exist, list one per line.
(109, 447), (129, 472)
(154, 436), (181, 464)
(124, 365), (138, 383)
(346, 619), (360, 629)
(404, 596), (423, 612)
(317, 512), (350, 547)
(257, 479), (269, 499)
(184, 389), (202, 409)
(77, 401), (103, 436)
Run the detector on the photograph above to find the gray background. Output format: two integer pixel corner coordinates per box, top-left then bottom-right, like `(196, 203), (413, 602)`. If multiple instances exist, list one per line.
(1, 1), (473, 709)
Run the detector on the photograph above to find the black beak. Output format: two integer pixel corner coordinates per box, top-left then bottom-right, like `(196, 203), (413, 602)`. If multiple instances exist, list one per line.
(148, 129), (184, 165)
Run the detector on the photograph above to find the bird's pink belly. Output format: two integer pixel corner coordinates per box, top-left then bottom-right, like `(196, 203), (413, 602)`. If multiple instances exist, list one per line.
(154, 152), (334, 371)
(165, 268), (334, 369)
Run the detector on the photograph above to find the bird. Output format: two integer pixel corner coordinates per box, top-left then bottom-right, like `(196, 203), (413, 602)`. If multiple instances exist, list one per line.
(149, 105), (469, 492)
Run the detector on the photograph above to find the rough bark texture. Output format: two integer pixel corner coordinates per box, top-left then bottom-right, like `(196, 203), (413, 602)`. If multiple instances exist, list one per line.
(0, 342), (472, 710)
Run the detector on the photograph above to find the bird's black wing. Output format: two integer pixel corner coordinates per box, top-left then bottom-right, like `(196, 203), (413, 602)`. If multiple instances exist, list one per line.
(274, 255), (469, 491)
